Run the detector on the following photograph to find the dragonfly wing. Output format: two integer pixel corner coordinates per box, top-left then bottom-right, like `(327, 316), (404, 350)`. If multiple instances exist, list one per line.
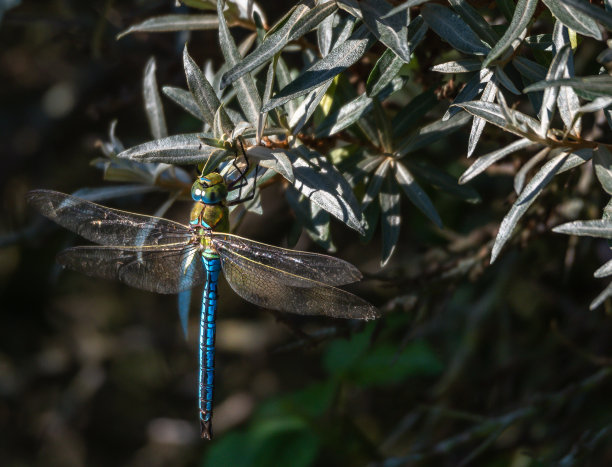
(27, 189), (191, 246)
(212, 233), (363, 286)
(57, 243), (204, 294)
(217, 246), (379, 320)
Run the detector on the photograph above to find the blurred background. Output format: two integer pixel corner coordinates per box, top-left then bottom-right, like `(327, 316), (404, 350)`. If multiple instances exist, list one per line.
(2, 1), (612, 466)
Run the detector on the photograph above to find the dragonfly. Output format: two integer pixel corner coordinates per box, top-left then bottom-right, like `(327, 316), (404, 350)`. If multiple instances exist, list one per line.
(27, 172), (379, 439)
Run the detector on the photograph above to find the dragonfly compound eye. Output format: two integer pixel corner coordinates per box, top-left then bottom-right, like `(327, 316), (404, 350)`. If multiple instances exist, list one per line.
(191, 181), (204, 201)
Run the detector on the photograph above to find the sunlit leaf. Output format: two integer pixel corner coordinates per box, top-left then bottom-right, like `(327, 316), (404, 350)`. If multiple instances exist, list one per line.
(553, 219), (612, 238)
(524, 75), (612, 99)
(360, 0), (412, 62)
(561, 0), (612, 31)
(459, 138), (535, 184)
(467, 78), (497, 157)
(262, 25), (375, 112)
(593, 146), (612, 195)
(541, 0), (602, 40)
(539, 44), (571, 137)
(491, 151), (570, 262)
(246, 145), (294, 183)
(454, 101), (541, 140)
(143, 57), (168, 140)
(117, 14), (218, 39)
(483, 0), (538, 67)
(431, 58), (482, 73)
(444, 68), (493, 121)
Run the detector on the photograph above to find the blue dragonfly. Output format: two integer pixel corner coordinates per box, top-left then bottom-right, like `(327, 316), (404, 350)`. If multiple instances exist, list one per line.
(27, 173), (378, 439)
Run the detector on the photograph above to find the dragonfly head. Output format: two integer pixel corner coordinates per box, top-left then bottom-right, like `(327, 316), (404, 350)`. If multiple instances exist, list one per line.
(191, 172), (228, 205)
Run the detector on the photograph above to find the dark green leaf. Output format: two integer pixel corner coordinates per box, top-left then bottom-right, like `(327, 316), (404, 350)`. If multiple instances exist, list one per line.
(362, 157), (390, 209)
(408, 161), (481, 203)
(393, 161), (443, 228)
(117, 14), (218, 39)
(397, 112), (472, 156)
(391, 90), (437, 138)
(449, 0), (499, 46)
(143, 58), (167, 140)
(286, 187), (336, 252)
(525, 34), (554, 51)
(379, 173), (401, 266)
(262, 25), (376, 112)
(482, 0), (538, 67)
(494, 66), (520, 95)
(421, 3), (490, 56)
(512, 56), (547, 82)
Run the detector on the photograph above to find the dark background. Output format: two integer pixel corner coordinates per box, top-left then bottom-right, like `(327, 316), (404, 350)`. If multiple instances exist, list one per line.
(3, 1), (612, 466)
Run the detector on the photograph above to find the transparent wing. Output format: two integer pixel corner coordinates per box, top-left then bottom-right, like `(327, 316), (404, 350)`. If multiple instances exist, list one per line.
(57, 243), (204, 294)
(217, 246), (378, 320)
(27, 189), (191, 246)
(212, 233), (362, 286)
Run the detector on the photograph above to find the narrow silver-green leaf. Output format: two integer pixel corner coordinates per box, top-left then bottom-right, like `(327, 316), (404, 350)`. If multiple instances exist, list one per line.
(117, 133), (230, 164)
(367, 16), (427, 96)
(317, 1), (335, 57)
(594, 146), (612, 195)
(590, 282), (612, 310)
(360, 0), (412, 62)
(431, 59), (482, 73)
(421, 3), (490, 56)
(315, 77), (403, 137)
(362, 157), (390, 209)
(285, 187), (336, 252)
(467, 78), (497, 157)
(393, 161), (443, 228)
(539, 44), (571, 137)
(290, 147), (365, 234)
(541, 0), (602, 40)
(262, 24), (376, 112)
(444, 68), (493, 121)
(524, 76), (612, 98)
(117, 14), (218, 39)
(219, 2), (311, 89)
(380, 173), (401, 267)
(557, 148), (593, 173)
(483, 0), (538, 67)
(397, 112), (472, 157)
(514, 147), (550, 194)
(491, 152), (569, 262)
(183, 45), (232, 135)
(163, 86), (205, 121)
(246, 145), (294, 183)
(454, 101), (541, 139)
(553, 219), (612, 238)
(217, 0), (261, 128)
(459, 138), (535, 184)
(594, 259), (612, 278)
(562, 0), (612, 31)
(449, 0), (499, 46)
(143, 57), (168, 140)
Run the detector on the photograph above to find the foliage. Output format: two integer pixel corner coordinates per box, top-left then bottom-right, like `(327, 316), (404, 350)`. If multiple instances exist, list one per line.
(6, 0), (612, 465)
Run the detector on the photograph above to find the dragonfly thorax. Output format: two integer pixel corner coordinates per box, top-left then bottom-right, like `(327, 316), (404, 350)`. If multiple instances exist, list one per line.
(191, 172), (228, 205)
